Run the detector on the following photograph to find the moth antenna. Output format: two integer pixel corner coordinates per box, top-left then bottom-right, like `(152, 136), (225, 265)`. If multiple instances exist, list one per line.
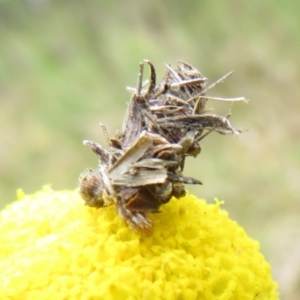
(137, 62), (144, 95)
(202, 71), (234, 94)
(143, 59), (156, 97)
(196, 127), (217, 142)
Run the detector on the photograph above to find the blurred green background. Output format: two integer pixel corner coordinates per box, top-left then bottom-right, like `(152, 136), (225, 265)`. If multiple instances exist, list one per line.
(1, 0), (300, 298)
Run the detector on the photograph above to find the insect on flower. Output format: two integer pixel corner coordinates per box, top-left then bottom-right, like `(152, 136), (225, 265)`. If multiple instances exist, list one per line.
(79, 60), (246, 235)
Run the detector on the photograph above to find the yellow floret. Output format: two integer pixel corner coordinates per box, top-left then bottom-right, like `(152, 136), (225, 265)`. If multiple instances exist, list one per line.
(0, 187), (278, 299)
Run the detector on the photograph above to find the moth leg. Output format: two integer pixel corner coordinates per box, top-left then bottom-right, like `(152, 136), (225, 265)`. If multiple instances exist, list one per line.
(168, 172), (202, 185)
(171, 182), (186, 199)
(117, 206), (153, 236)
(116, 191), (153, 236)
(151, 181), (173, 204)
(179, 131), (200, 154)
(117, 184), (174, 235)
(177, 131), (201, 170)
(196, 127), (216, 142)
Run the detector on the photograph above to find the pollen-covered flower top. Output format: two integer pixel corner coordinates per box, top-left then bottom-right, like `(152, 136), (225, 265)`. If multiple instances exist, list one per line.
(0, 187), (278, 300)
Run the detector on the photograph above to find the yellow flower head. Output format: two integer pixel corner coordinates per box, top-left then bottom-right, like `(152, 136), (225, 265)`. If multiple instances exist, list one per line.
(0, 187), (278, 299)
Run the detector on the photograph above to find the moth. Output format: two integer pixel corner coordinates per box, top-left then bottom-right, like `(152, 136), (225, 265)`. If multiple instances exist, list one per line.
(79, 60), (246, 235)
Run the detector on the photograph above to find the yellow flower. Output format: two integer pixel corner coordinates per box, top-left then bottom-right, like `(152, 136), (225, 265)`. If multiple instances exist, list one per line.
(0, 187), (278, 300)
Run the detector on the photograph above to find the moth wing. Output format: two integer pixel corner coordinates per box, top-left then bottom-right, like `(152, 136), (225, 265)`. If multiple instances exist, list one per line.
(108, 131), (153, 177)
(121, 186), (161, 212)
(132, 158), (178, 169)
(111, 168), (167, 187)
(158, 114), (240, 135)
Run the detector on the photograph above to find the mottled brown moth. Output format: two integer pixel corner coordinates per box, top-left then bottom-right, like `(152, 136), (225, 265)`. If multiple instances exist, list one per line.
(79, 60), (246, 235)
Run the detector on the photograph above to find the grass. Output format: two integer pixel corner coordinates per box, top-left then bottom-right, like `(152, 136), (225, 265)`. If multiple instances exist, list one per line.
(1, 0), (300, 298)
